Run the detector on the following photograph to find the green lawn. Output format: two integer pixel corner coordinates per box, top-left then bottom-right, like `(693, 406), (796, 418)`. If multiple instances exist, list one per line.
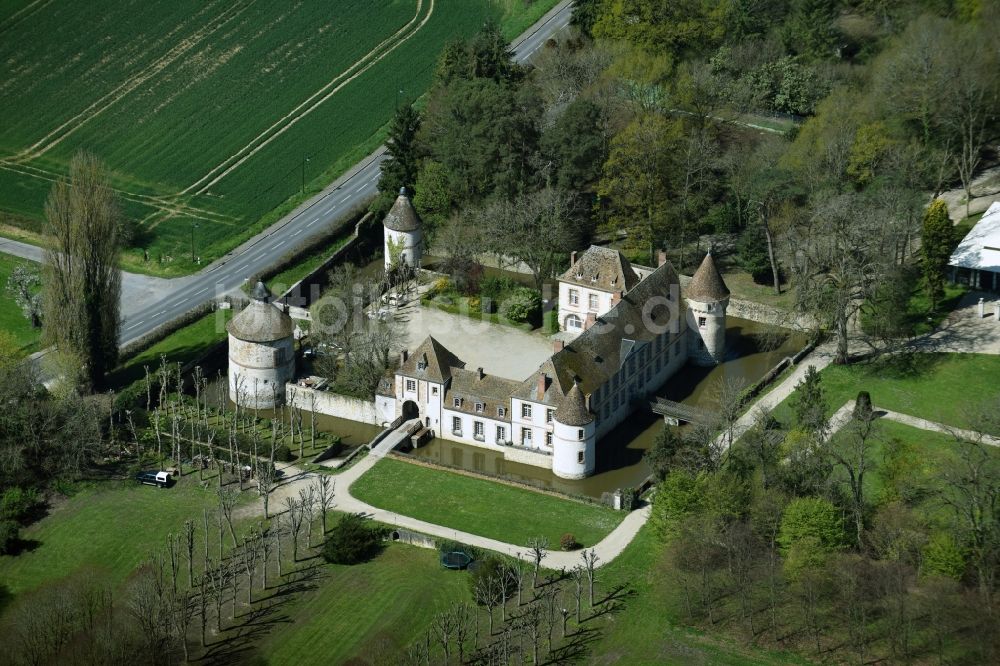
(109, 308), (231, 388)
(586, 524), (810, 665)
(0, 0), (559, 276)
(258, 543), (468, 664)
(775, 353), (1000, 432)
(352, 457), (624, 546)
(0, 252), (41, 355)
(0, 476), (224, 598)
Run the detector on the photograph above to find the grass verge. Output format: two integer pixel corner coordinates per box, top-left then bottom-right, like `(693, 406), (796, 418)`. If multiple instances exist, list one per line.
(0, 252), (41, 355)
(351, 457), (623, 546)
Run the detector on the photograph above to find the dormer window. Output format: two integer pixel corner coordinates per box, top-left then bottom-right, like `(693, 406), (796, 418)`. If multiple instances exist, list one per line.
(475, 402), (484, 413)
(417, 360), (427, 371)
(453, 397), (462, 408)
(497, 407), (507, 418)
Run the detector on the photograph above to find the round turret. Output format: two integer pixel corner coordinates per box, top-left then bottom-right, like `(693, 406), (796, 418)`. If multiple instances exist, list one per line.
(552, 381), (597, 479)
(685, 251), (730, 366)
(383, 187), (422, 270)
(227, 281), (295, 408)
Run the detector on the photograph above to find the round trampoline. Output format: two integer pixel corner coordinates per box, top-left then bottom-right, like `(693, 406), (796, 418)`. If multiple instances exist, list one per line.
(441, 551), (473, 570)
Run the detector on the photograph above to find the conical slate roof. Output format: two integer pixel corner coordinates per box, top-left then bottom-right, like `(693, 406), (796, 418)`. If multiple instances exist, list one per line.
(687, 251), (730, 302)
(383, 188), (422, 232)
(554, 381), (593, 427)
(227, 282), (294, 343)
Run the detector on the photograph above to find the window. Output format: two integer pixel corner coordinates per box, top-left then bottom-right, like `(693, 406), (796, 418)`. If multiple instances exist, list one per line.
(577, 451), (584, 464)
(588, 293), (599, 311)
(569, 289), (579, 305)
(475, 402), (483, 413)
(698, 316), (707, 328)
(521, 403), (532, 419)
(496, 426), (506, 442)
(545, 432), (553, 446)
(431, 386), (438, 396)
(601, 404), (609, 419)
(655, 358), (661, 372)
(417, 360), (426, 371)
(453, 397), (462, 408)
(674, 340), (681, 356)
(451, 416), (462, 435)
(521, 429), (532, 445)
(546, 408), (554, 423)
(474, 421), (484, 440)
(566, 314), (582, 330)
(497, 407), (507, 418)
(578, 429), (584, 440)
(405, 379), (416, 392)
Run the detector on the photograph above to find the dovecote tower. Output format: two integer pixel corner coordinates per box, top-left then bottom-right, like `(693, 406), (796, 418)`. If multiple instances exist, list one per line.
(382, 187), (422, 271)
(227, 281), (295, 408)
(552, 381), (596, 479)
(685, 251), (730, 366)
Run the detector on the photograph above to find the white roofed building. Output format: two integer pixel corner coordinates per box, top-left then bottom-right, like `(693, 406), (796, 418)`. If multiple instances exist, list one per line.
(950, 201), (1000, 292)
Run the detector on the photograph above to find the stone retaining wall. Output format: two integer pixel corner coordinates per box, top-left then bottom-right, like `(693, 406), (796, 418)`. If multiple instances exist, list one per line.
(502, 445), (553, 468)
(286, 384), (379, 425)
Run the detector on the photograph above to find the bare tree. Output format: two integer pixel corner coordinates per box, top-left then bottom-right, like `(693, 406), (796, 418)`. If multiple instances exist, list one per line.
(581, 549), (600, 607)
(240, 535), (259, 606)
(827, 406), (877, 548)
(183, 520), (196, 589)
(527, 537), (549, 590)
(299, 485), (316, 550)
(167, 534), (180, 595)
(570, 566), (584, 623)
(431, 606), (457, 664)
(285, 497), (304, 562)
(317, 476), (335, 535)
(218, 487), (239, 549)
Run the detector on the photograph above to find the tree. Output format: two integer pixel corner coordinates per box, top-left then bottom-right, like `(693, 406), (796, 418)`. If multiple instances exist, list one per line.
(42, 152), (124, 390)
(920, 199), (954, 311)
(581, 549), (599, 607)
(378, 104), (422, 200)
(784, 0), (838, 59)
(527, 537), (549, 590)
(317, 476), (335, 535)
(540, 98), (607, 189)
(597, 113), (681, 262)
(790, 365), (828, 440)
(5, 261), (42, 328)
(827, 405), (877, 548)
(778, 497), (845, 561)
(644, 426), (683, 481)
(322, 513), (384, 565)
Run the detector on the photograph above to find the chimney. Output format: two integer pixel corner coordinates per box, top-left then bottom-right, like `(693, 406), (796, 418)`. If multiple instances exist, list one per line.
(584, 312), (596, 330)
(476, 367), (484, 380)
(611, 290), (623, 306)
(570, 250), (577, 266)
(553, 339), (565, 352)
(658, 249), (667, 267)
(537, 373), (547, 400)
(400, 349), (408, 365)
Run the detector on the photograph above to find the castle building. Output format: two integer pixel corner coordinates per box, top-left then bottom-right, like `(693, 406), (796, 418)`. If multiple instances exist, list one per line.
(376, 246), (730, 479)
(382, 187), (422, 270)
(227, 281), (295, 409)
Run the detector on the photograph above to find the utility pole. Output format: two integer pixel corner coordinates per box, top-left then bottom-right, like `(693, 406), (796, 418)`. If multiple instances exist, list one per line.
(190, 222), (199, 263)
(301, 155), (310, 194)
(395, 88), (404, 109)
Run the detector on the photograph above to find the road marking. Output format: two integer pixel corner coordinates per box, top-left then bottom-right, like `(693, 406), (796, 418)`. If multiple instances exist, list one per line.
(338, 195), (351, 203)
(154, 310), (165, 317)
(193, 287), (207, 296)
(307, 219), (317, 227)
(124, 321), (144, 331)
(237, 264), (249, 272)
(353, 184), (367, 193)
(292, 229), (303, 237)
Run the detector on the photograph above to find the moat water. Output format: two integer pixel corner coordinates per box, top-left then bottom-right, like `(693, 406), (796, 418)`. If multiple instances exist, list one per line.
(408, 317), (805, 498)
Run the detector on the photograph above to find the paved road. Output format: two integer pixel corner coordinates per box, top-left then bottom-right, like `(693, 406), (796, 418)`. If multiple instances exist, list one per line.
(109, 0), (573, 346)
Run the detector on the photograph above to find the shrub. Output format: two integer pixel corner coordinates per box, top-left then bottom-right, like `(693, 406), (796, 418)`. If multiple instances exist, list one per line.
(322, 513), (385, 565)
(1, 487), (38, 523)
(0, 520), (19, 555)
(274, 444), (293, 462)
(438, 539), (481, 561)
(778, 497), (845, 556)
(560, 533), (580, 551)
(503, 287), (542, 324)
(429, 277), (451, 298)
(619, 486), (640, 511)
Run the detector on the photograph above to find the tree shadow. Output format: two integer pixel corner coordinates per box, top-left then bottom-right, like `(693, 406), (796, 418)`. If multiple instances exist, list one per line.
(542, 626), (603, 664)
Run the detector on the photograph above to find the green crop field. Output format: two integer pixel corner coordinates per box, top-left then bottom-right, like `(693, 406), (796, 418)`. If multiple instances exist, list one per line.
(0, 0), (558, 276)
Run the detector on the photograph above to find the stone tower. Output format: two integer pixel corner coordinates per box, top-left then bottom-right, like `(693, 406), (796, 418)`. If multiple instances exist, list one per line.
(685, 251), (730, 366)
(382, 187), (422, 271)
(227, 281), (295, 409)
(552, 381), (597, 479)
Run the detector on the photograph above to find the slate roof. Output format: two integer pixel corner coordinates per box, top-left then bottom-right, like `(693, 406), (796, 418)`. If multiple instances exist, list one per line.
(511, 358), (571, 406)
(398, 336), (464, 383)
(686, 251), (730, 302)
(537, 259), (682, 397)
(950, 201), (1000, 272)
(227, 282), (294, 343)
(554, 381), (593, 426)
(383, 188), (422, 232)
(558, 245), (639, 293)
(446, 368), (520, 419)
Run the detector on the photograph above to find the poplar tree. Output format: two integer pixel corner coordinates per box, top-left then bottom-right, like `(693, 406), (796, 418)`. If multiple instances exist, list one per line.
(920, 199), (954, 311)
(42, 152), (123, 391)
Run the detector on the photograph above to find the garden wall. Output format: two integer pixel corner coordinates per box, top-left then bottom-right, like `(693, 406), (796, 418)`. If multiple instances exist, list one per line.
(286, 384), (379, 425)
(502, 446), (553, 469)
